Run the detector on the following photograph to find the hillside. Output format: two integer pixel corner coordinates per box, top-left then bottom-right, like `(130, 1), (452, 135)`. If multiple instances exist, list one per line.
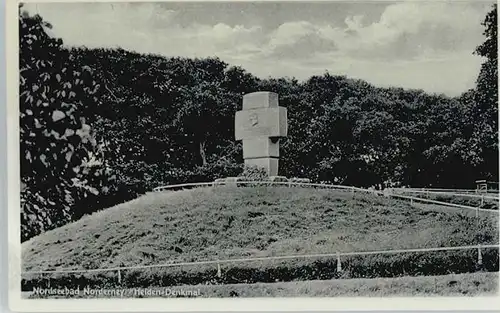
(22, 186), (498, 274)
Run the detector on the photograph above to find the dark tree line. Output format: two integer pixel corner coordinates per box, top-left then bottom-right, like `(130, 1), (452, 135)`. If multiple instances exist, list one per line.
(20, 5), (498, 241)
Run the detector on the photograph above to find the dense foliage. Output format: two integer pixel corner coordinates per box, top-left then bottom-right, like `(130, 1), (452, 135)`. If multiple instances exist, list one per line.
(20, 5), (498, 240)
(473, 4), (498, 182)
(19, 9), (114, 241)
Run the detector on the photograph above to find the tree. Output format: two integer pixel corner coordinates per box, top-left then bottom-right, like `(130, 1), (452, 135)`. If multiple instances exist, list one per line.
(19, 8), (110, 241)
(169, 58), (259, 167)
(472, 4), (498, 182)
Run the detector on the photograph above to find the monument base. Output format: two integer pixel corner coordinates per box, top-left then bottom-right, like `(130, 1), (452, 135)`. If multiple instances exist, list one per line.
(244, 157), (279, 177)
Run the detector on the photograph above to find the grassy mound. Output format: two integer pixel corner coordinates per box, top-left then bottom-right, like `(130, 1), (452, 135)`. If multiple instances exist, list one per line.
(22, 187), (499, 289)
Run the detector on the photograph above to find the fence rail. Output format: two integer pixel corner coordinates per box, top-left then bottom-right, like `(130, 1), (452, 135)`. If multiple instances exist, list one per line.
(388, 193), (498, 213)
(398, 188), (499, 194)
(391, 188), (499, 200)
(153, 182), (216, 192)
(22, 244), (499, 276)
(152, 181), (359, 192)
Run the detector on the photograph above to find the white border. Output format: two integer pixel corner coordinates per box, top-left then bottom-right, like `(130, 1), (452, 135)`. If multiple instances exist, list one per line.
(7, 0), (500, 311)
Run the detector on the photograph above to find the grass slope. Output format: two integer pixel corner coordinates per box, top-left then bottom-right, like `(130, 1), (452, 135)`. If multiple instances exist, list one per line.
(23, 186), (498, 272)
(25, 272), (498, 298)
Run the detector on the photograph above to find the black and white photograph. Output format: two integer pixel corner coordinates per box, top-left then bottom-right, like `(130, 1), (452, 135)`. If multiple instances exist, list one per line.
(7, 0), (500, 310)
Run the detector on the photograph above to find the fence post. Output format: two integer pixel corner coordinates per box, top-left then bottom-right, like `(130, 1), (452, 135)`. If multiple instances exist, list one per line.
(477, 245), (483, 268)
(217, 263), (222, 278)
(480, 195), (484, 207)
(117, 268), (121, 284)
(410, 198), (414, 206)
(336, 251), (342, 273)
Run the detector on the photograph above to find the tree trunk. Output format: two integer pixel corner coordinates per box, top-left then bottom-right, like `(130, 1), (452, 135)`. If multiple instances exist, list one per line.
(199, 141), (207, 166)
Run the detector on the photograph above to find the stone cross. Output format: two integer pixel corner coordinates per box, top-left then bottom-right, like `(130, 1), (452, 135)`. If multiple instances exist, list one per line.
(235, 92), (288, 176)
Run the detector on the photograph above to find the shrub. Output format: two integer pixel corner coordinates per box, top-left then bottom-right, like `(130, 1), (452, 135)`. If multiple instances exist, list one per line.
(238, 165), (268, 181)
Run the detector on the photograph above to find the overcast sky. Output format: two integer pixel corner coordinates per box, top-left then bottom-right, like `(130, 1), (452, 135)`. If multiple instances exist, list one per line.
(24, 1), (495, 96)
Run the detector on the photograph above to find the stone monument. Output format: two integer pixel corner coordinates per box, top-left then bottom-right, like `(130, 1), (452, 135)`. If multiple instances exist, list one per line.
(235, 92), (288, 176)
